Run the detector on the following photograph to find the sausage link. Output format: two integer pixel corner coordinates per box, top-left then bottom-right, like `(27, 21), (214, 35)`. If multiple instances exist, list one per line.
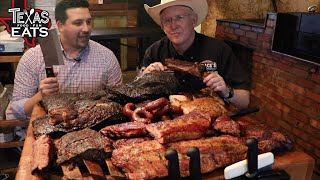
(132, 107), (154, 124)
(122, 103), (136, 118)
(153, 104), (171, 118)
(144, 97), (168, 111)
(169, 105), (183, 115)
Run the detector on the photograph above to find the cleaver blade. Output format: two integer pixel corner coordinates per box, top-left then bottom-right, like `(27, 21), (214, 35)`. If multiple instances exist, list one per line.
(38, 28), (64, 77)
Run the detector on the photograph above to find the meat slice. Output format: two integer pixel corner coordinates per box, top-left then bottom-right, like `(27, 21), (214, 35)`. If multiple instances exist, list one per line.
(237, 118), (294, 153)
(111, 136), (247, 179)
(146, 110), (211, 144)
(213, 116), (241, 136)
(100, 122), (147, 138)
(113, 137), (151, 149)
(180, 97), (228, 118)
(32, 100), (122, 138)
(31, 135), (55, 174)
(56, 128), (113, 165)
(164, 58), (205, 78)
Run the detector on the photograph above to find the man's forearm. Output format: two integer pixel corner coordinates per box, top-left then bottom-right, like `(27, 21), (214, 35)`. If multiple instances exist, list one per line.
(24, 92), (43, 116)
(228, 89), (250, 109)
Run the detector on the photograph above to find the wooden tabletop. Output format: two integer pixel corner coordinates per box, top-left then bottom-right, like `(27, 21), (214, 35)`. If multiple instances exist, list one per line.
(16, 105), (315, 180)
(0, 52), (23, 63)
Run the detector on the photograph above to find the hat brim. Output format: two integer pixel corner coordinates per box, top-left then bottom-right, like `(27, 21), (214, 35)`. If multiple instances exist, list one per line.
(144, 0), (208, 27)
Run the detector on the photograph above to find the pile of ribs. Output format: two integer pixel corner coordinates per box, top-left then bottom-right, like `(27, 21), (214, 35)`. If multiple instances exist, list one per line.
(29, 63), (294, 179)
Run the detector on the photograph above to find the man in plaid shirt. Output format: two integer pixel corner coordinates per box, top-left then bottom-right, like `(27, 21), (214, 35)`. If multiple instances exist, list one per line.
(10, 0), (122, 119)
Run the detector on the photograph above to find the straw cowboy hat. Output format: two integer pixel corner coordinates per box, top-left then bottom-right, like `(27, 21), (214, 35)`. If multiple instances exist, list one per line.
(144, 0), (208, 26)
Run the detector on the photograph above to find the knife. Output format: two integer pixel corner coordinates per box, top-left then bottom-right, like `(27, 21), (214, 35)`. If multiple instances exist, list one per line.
(229, 106), (260, 119)
(38, 28), (64, 77)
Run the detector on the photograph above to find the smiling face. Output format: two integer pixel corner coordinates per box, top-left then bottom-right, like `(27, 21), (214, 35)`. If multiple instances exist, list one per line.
(57, 7), (92, 52)
(160, 5), (198, 53)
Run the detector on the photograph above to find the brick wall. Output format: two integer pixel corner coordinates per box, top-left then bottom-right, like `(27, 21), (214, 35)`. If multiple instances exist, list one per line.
(216, 13), (320, 174)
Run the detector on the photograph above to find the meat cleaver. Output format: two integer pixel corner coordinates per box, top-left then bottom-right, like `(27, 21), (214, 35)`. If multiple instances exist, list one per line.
(38, 28), (64, 77)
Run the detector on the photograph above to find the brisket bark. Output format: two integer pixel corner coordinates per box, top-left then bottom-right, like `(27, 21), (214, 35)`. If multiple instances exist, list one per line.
(105, 71), (180, 104)
(33, 100), (122, 138)
(111, 136), (247, 179)
(164, 58), (205, 78)
(237, 118), (294, 153)
(56, 128), (113, 165)
(213, 115), (241, 136)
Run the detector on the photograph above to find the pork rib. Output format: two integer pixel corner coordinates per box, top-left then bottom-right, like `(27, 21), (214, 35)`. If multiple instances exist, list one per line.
(146, 110), (211, 144)
(111, 136), (247, 179)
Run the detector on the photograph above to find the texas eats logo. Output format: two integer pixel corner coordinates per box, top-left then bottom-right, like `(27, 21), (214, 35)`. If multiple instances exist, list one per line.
(0, 0), (52, 47)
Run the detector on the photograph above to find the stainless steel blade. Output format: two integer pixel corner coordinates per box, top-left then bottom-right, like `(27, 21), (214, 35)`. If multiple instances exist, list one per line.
(39, 28), (64, 67)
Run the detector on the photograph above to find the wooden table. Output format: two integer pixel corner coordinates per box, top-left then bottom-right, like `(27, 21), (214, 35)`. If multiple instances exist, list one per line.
(16, 105), (315, 180)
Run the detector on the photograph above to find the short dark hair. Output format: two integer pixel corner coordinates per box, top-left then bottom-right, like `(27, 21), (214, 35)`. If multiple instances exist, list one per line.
(55, 0), (89, 24)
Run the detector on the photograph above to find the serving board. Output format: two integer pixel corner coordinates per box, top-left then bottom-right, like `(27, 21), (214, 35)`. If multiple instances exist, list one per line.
(15, 105), (315, 180)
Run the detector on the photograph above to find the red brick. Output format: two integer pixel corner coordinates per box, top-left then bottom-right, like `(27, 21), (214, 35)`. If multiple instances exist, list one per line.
(296, 139), (314, 151)
(234, 29), (245, 36)
(303, 106), (320, 120)
(224, 27), (234, 34)
(295, 78), (316, 90)
(240, 25), (251, 31)
(262, 42), (271, 49)
(290, 109), (309, 123)
(258, 33), (272, 42)
(266, 20), (275, 27)
(264, 27), (274, 34)
(311, 72), (320, 83)
(248, 38), (261, 47)
(315, 149), (320, 158)
(225, 33), (238, 41)
(215, 25), (225, 37)
(287, 82), (305, 95)
(305, 125), (320, 138)
(239, 36), (249, 44)
(289, 67), (309, 78)
(251, 27), (264, 33)
(306, 90), (320, 103)
(295, 95), (315, 107)
(292, 128), (310, 141)
(278, 120), (292, 132)
(246, 31), (258, 39)
(310, 119), (320, 130)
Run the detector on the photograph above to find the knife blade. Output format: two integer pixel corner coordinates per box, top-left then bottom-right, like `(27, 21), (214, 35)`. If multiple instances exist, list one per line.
(229, 106), (260, 119)
(38, 28), (64, 77)
(224, 152), (274, 179)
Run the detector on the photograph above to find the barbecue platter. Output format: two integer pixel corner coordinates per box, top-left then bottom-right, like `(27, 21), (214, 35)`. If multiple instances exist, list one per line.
(29, 66), (294, 179)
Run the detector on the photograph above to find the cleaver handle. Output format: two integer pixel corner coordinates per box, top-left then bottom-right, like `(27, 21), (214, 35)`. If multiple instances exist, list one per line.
(45, 67), (55, 77)
(224, 152), (274, 179)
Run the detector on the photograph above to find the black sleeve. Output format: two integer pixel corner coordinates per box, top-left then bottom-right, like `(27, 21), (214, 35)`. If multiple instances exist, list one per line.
(219, 43), (251, 90)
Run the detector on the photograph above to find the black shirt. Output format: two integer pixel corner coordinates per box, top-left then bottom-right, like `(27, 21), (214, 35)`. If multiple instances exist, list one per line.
(143, 32), (251, 91)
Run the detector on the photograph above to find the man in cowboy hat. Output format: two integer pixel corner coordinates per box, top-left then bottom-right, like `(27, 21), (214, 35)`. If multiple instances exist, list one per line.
(140, 0), (251, 109)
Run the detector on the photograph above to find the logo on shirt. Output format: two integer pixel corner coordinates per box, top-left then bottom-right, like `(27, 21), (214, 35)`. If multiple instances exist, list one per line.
(0, 0), (52, 47)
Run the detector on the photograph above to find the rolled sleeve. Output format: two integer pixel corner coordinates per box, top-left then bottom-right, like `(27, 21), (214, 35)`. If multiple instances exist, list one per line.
(10, 98), (29, 120)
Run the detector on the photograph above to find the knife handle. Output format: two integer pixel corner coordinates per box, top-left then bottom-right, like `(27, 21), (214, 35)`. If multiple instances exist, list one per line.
(187, 147), (202, 180)
(46, 67), (55, 77)
(246, 138), (258, 178)
(165, 149), (181, 180)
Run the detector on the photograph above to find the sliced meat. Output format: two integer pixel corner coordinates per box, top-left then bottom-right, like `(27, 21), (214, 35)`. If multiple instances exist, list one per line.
(146, 110), (211, 144)
(100, 122), (147, 138)
(213, 116), (241, 136)
(32, 135), (55, 174)
(164, 58), (205, 78)
(56, 128), (113, 165)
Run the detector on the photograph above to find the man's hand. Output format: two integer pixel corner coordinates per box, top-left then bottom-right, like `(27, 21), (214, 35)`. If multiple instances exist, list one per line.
(203, 72), (229, 97)
(39, 77), (59, 98)
(142, 62), (168, 75)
